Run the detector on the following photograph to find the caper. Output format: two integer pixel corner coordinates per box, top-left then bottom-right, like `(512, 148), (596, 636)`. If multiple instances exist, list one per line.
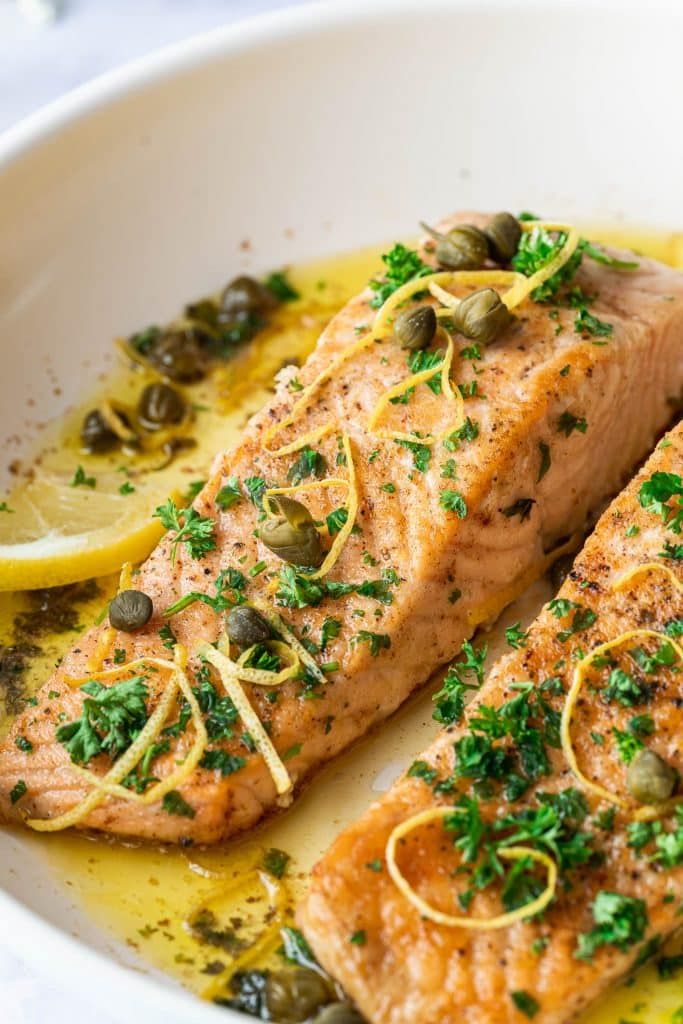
(137, 383), (186, 430)
(148, 330), (208, 382)
(394, 304), (437, 350)
(80, 409), (119, 453)
(452, 287), (514, 345)
(266, 968), (331, 1023)
(549, 553), (575, 593)
(258, 496), (324, 567)
(421, 221), (489, 270)
(184, 298), (220, 329)
(220, 275), (277, 319)
(227, 606), (272, 648)
(484, 212), (522, 263)
(109, 589), (153, 632)
(311, 1003), (366, 1024)
(626, 749), (677, 805)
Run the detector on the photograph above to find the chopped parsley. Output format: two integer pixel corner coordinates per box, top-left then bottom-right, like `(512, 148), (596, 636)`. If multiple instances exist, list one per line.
(433, 641), (487, 725)
(369, 243), (431, 309)
(326, 507), (348, 536)
(537, 441), (551, 482)
(56, 676), (149, 765)
(574, 306), (613, 339)
(557, 411), (588, 437)
(200, 750), (247, 776)
(154, 499), (217, 561)
(215, 476), (242, 510)
(320, 617), (341, 651)
(351, 630), (391, 657)
(639, 472), (683, 535)
(164, 567), (246, 617)
(264, 270), (300, 302)
(576, 891), (648, 960)
(10, 779), (27, 804)
(287, 446), (327, 485)
(505, 623), (528, 650)
(440, 490), (468, 517)
(70, 465), (96, 489)
(162, 790), (196, 818)
(511, 991), (540, 1018)
(396, 437), (431, 473)
(262, 848), (290, 879)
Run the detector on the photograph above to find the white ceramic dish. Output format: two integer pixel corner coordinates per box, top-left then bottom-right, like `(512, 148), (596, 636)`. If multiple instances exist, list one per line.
(1, 1), (683, 1021)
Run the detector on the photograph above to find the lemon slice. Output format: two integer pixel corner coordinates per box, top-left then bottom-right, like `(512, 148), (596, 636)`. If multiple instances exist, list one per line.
(0, 471), (172, 591)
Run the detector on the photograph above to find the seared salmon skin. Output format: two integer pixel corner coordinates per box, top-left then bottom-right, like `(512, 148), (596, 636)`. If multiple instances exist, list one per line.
(299, 421), (683, 1024)
(1, 214), (682, 843)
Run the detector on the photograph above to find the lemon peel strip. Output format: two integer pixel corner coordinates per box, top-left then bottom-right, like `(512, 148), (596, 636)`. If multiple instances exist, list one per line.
(386, 806), (556, 929)
(235, 639), (300, 686)
(560, 628), (683, 813)
(261, 335), (375, 456)
(252, 602), (327, 687)
(69, 650), (207, 806)
(502, 221), (580, 310)
(200, 640), (292, 798)
(368, 332), (464, 445)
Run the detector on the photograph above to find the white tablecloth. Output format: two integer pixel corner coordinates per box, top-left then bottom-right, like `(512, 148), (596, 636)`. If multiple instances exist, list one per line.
(0, 4), (293, 1019)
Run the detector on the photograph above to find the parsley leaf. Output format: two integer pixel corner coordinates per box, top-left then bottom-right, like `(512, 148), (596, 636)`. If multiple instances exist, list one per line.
(638, 472), (683, 535)
(351, 630), (391, 657)
(557, 411), (587, 437)
(215, 476), (242, 510)
(200, 750), (247, 776)
(56, 676), (149, 765)
(369, 244), (431, 309)
(287, 446), (327, 485)
(154, 499), (216, 561)
(440, 489), (468, 517)
(576, 892), (648, 960)
(162, 790), (196, 818)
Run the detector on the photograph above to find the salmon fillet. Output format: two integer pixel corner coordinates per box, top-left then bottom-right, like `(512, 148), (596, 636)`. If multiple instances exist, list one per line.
(299, 421), (683, 1024)
(1, 213), (683, 844)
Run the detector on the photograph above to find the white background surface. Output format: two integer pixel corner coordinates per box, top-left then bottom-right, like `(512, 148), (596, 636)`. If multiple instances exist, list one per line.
(0, 4), (290, 1019)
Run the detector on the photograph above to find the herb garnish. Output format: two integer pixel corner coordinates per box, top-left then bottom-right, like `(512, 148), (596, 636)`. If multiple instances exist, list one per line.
(154, 499), (217, 562)
(369, 244), (431, 309)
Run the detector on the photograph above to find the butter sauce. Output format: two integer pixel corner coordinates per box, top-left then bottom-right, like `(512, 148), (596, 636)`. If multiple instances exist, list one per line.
(1, 230), (682, 1022)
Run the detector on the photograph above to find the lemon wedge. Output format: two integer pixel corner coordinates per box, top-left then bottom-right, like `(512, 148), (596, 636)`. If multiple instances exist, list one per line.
(0, 471), (172, 591)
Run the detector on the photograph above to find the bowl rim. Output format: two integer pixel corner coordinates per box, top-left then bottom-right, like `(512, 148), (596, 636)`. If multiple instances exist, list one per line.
(1, 0), (682, 1017)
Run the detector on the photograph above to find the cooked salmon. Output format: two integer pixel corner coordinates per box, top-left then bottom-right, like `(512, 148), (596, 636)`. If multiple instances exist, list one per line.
(1, 214), (683, 843)
(299, 421), (683, 1024)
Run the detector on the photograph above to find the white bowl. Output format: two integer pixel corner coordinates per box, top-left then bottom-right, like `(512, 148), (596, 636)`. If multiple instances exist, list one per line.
(1, 1), (682, 1021)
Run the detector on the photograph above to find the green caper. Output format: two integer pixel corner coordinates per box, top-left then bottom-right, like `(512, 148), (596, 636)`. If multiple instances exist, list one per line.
(80, 409), (119, 453)
(626, 749), (677, 805)
(258, 496), (324, 567)
(109, 589), (153, 632)
(394, 304), (437, 350)
(184, 298), (220, 328)
(452, 287), (514, 345)
(549, 553), (575, 593)
(220, 276), (277, 319)
(421, 221), (489, 270)
(484, 212), (522, 263)
(148, 330), (208, 382)
(227, 606), (272, 648)
(311, 1003), (366, 1024)
(137, 383), (186, 430)
(266, 968), (331, 1023)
